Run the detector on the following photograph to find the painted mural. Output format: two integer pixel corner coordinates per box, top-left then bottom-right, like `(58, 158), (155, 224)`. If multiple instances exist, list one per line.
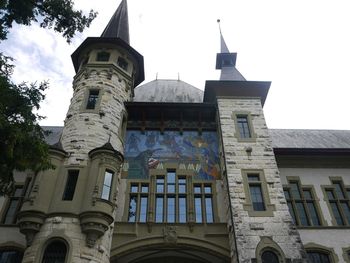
(123, 131), (220, 180)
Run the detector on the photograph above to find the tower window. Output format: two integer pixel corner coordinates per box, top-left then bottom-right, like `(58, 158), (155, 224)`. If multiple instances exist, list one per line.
(96, 51), (110, 62)
(86, 90), (99, 110)
(236, 115), (251, 138)
(247, 174), (265, 211)
(42, 240), (67, 263)
(2, 186), (25, 224)
(0, 249), (23, 263)
(261, 251), (279, 263)
(101, 170), (114, 200)
(117, 57), (128, 71)
(62, 170), (79, 201)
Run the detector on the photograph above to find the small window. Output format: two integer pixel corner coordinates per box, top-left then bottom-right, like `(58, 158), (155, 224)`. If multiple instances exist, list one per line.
(307, 251), (331, 263)
(2, 186), (24, 224)
(236, 115), (251, 138)
(262, 251), (279, 263)
(117, 57), (128, 71)
(62, 170), (79, 201)
(101, 170), (114, 200)
(42, 240), (67, 263)
(96, 51), (110, 62)
(194, 184), (214, 223)
(248, 174), (265, 211)
(0, 249), (23, 263)
(86, 90), (99, 110)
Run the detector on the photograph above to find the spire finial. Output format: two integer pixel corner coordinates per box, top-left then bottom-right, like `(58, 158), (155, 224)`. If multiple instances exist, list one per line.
(217, 19), (222, 34)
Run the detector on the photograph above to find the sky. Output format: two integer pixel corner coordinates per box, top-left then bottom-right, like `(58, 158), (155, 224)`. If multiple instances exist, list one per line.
(1, 0), (350, 130)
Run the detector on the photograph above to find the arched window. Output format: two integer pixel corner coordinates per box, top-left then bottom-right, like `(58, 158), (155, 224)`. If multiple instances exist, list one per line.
(0, 249), (23, 263)
(307, 251), (331, 263)
(262, 250), (279, 263)
(42, 240), (67, 263)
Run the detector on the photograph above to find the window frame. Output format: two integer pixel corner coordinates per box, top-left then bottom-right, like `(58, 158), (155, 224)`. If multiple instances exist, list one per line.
(322, 177), (350, 226)
(101, 169), (115, 201)
(304, 243), (338, 263)
(41, 239), (68, 263)
(81, 88), (103, 113)
(96, 51), (111, 62)
(283, 178), (324, 227)
(242, 170), (275, 217)
(232, 112), (257, 142)
(62, 170), (79, 201)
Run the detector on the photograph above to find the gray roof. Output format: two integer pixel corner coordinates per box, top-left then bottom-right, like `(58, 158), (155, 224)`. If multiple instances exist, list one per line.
(101, 0), (129, 43)
(42, 126), (350, 150)
(133, 79), (204, 103)
(269, 129), (350, 149)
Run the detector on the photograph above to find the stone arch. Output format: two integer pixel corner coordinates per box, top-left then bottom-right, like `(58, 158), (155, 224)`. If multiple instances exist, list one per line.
(304, 242), (339, 263)
(35, 233), (72, 263)
(255, 236), (286, 263)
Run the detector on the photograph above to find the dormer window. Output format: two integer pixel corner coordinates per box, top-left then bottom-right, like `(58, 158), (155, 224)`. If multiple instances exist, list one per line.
(117, 57), (128, 71)
(96, 51), (110, 62)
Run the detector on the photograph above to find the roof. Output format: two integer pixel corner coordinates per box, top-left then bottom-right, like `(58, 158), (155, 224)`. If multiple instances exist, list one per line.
(270, 129), (350, 149)
(101, 0), (129, 43)
(42, 126), (350, 151)
(133, 79), (204, 103)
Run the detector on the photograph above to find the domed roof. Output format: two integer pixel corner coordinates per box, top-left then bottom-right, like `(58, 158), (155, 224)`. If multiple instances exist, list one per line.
(133, 79), (203, 103)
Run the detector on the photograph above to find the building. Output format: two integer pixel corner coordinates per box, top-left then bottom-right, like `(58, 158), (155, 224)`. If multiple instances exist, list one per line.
(1, 0), (350, 262)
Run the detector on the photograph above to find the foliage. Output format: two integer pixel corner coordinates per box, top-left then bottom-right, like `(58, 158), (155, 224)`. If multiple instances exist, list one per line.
(0, 0), (97, 42)
(0, 53), (54, 195)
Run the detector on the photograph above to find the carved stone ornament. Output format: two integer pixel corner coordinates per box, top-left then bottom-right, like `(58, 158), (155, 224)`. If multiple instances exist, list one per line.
(163, 226), (177, 244)
(81, 222), (108, 248)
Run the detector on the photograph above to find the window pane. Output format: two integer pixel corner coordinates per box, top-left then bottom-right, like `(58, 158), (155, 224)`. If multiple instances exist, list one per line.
(249, 185), (265, 211)
(307, 252), (331, 263)
(128, 196), (137, 222)
(117, 57), (128, 70)
(178, 178), (186, 194)
(167, 197), (175, 223)
(0, 250), (23, 263)
(247, 174), (260, 181)
(96, 51), (110, 61)
(326, 190), (335, 200)
(156, 178), (164, 193)
(3, 200), (19, 224)
(155, 197), (164, 222)
(131, 184), (138, 193)
(205, 197), (214, 223)
(330, 202), (344, 225)
(290, 182), (301, 199)
(13, 187), (23, 197)
(204, 186), (212, 194)
(42, 241), (67, 263)
(179, 197), (187, 223)
(303, 190), (312, 200)
(287, 201), (297, 224)
(86, 90), (99, 109)
(167, 171), (176, 193)
(195, 197), (202, 223)
(334, 182), (345, 199)
(139, 197), (148, 222)
(237, 116), (251, 138)
(341, 201), (350, 224)
(284, 189), (291, 199)
(307, 202), (321, 226)
(194, 186), (201, 194)
(262, 251), (279, 263)
(141, 185), (148, 193)
(101, 170), (113, 200)
(296, 202), (309, 226)
(347, 189), (350, 199)
(62, 170), (79, 201)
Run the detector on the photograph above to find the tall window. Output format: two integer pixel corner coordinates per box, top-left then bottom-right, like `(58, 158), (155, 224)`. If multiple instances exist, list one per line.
(261, 251), (279, 263)
(236, 115), (251, 138)
(86, 90), (99, 110)
(96, 51), (110, 62)
(247, 174), (265, 211)
(0, 250), (23, 263)
(325, 179), (350, 226)
(42, 240), (67, 263)
(284, 180), (321, 226)
(2, 186), (25, 224)
(101, 170), (114, 200)
(127, 170), (215, 223)
(307, 251), (331, 263)
(62, 170), (79, 201)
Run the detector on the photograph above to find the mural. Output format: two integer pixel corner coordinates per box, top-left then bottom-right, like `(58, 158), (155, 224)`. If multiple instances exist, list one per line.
(123, 131), (220, 180)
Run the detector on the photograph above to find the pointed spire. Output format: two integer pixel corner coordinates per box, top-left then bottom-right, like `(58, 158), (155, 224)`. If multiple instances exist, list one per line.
(101, 0), (130, 44)
(216, 19), (245, 81)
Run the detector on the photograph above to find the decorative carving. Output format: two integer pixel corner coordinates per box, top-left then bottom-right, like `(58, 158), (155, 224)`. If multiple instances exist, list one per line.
(163, 226), (177, 244)
(17, 211), (45, 247)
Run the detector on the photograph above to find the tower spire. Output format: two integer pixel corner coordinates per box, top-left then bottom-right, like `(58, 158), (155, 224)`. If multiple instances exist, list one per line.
(101, 0), (130, 44)
(215, 19), (245, 81)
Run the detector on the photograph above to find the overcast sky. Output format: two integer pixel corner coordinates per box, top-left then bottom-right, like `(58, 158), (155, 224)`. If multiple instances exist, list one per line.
(1, 0), (350, 130)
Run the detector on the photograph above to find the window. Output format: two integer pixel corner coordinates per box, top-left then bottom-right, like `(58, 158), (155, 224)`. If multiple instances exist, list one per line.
(2, 186), (25, 224)
(127, 170), (215, 223)
(42, 240), (67, 263)
(117, 57), (128, 71)
(0, 250), (23, 263)
(307, 251), (331, 263)
(86, 90), (99, 110)
(261, 251), (279, 263)
(62, 170), (79, 201)
(284, 180), (321, 226)
(96, 51), (110, 62)
(101, 170), (114, 200)
(247, 174), (265, 211)
(236, 115), (251, 138)
(324, 179), (350, 226)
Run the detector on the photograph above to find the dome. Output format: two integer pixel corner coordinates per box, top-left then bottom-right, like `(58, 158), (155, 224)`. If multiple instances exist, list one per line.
(133, 79), (203, 103)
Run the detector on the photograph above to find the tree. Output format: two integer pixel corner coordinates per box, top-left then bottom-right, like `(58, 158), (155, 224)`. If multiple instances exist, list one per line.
(0, 0), (97, 42)
(0, 1), (97, 195)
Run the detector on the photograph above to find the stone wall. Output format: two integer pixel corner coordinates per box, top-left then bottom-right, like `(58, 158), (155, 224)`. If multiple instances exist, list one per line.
(218, 97), (306, 263)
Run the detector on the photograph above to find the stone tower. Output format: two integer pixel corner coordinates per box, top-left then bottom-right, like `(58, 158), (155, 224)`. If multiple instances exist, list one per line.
(204, 30), (309, 262)
(17, 0), (144, 262)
